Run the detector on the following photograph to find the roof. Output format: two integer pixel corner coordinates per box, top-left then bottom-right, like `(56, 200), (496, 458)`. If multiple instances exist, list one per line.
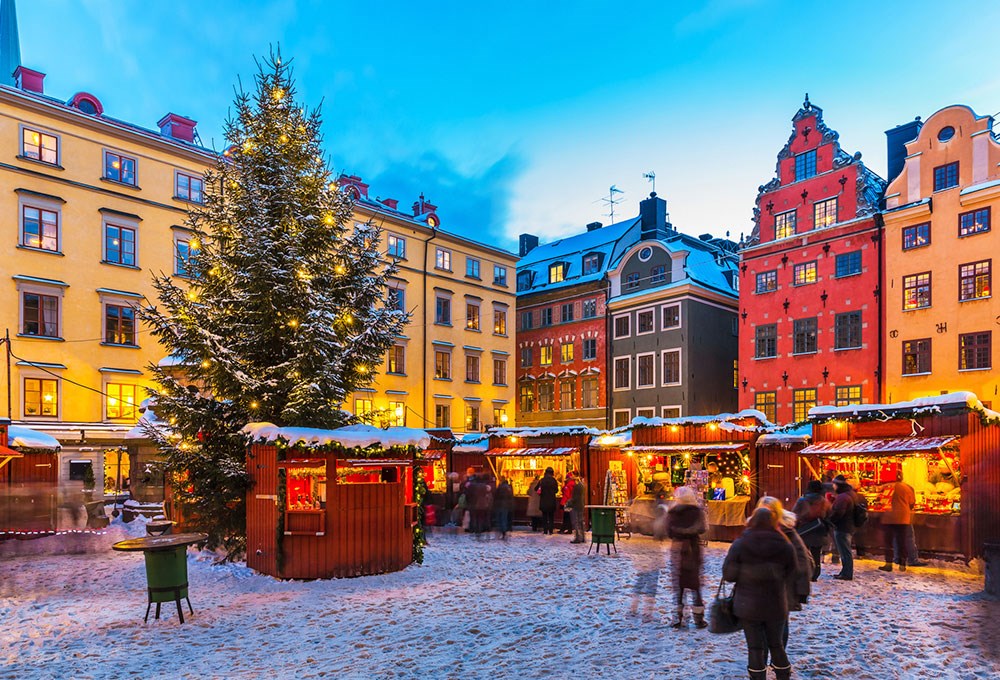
(490, 425), (601, 438)
(485, 447), (579, 457)
(622, 410), (774, 433)
(243, 423), (430, 450)
(809, 392), (1000, 422)
(799, 437), (957, 456)
(607, 232), (739, 301)
(624, 443), (749, 453)
(8, 425), (61, 451)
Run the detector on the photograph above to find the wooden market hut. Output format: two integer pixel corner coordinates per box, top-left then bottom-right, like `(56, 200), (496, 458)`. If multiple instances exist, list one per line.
(0, 419), (62, 537)
(752, 425), (812, 508)
(589, 430), (639, 507)
(245, 423), (430, 579)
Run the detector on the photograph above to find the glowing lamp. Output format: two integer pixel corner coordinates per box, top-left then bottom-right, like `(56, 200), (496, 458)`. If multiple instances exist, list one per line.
(357, 365), (368, 374)
(272, 87), (285, 101)
(279, 134), (289, 143)
(189, 239), (200, 250)
(200, 360), (211, 369)
(249, 401), (259, 409)
(323, 213), (335, 226)
(500, 413), (508, 424)
(708, 423), (718, 431)
(670, 425), (678, 433)
(288, 319), (299, 328)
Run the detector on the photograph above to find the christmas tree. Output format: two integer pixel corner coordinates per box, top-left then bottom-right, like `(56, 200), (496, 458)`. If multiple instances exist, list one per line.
(139, 52), (408, 556)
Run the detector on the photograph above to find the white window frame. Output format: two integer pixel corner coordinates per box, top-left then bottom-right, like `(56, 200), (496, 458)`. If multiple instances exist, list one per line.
(17, 278), (66, 339)
(18, 193), (63, 254)
(435, 247), (452, 271)
(661, 303), (682, 330)
(613, 355), (631, 391)
(661, 348), (682, 387)
(613, 313), (631, 339)
(21, 372), (62, 420)
(661, 405), (683, 418)
(635, 307), (656, 336)
(19, 124), (61, 166)
(612, 408), (632, 429)
(636, 407), (656, 419)
(636, 351), (656, 389)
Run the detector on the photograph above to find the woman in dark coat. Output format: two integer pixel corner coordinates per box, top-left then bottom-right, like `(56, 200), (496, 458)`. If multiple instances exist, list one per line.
(537, 467), (559, 535)
(722, 506), (798, 680)
(666, 486), (707, 628)
(494, 477), (514, 539)
(759, 497), (813, 649)
(791, 480), (831, 581)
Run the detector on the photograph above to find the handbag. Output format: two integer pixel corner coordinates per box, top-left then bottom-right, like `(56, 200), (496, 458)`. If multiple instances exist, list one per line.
(708, 579), (741, 634)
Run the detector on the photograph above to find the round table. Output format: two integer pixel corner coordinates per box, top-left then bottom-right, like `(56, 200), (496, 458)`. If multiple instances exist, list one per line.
(113, 533), (207, 623)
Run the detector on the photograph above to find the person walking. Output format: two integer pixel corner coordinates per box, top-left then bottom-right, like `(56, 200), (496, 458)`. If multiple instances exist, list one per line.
(538, 467), (559, 535)
(879, 471), (916, 572)
(559, 472), (576, 534)
(666, 486), (708, 629)
(758, 496), (813, 648)
(569, 473), (587, 544)
(494, 477), (514, 539)
(722, 506), (798, 680)
(792, 480), (831, 581)
(526, 473), (543, 532)
(828, 475), (858, 580)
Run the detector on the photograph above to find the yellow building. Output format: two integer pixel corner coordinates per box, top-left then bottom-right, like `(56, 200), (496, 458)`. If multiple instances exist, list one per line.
(0, 64), (216, 485)
(339, 176), (518, 434)
(883, 105), (1000, 406)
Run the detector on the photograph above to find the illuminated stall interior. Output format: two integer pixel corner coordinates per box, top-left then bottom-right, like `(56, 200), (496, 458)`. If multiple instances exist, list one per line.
(486, 446), (581, 496)
(626, 444), (752, 500)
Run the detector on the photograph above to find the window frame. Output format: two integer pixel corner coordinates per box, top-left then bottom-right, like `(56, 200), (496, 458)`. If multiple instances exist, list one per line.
(794, 150), (816, 181)
(636, 352), (656, 389)
(933, 161), (959, 192)
(103, 149), (138, 187)
(493, 357), (507, 386)
(493, 265), (508, 287)
(754, 324), (777, 359)
(792, 260), (818, 286)
(465, 301), (480, 331)
(465, 353), (481, 383)
(20, 202), (60, 253)
(539, 345), (553, 366)
(793, 317), (818, 355)
(834, 250), (862, 278)
(636, 308), (656, 335)
(520, 347), (532, 368)
(559, 379), (576, 410)
(755, 270), (778, 294)
(435, 296), (452, 325)
(549, 262), (565, 284)
(104, 302), (138, 346)
(19, 125), (60, 166)
(21, 291), (60, 339)
(539, 308), (553, 327)
(582, 253), (600, 275)
(466, 257), (481, 279)
(902, 338), (932, 375)
(560, 342), (574, 364)
(613, 314), (631, 339)
(519, 384), (535, 412)
(387, 344), (406, 375)
(902, 222), (931, 250)
(958, 260), (991, 302)
(386, 233), (406, 259)
(835, 385), (863, 407)
(582, 298), (598, 319)
(959, 331), (991, 371)
(537, 381), (555, 411)
(435, 404), (451, 428)
(465, 404), (481, 432)
(754, 391), (777, 423)
(613, 356), (631, 391)
(560, 303), (574, 323)
(792, 388), (817, 422)
(959, 207), (991, 238)
(22, 376), (59, 418)
(493, 308), (507, 335)
(174, 171), (205, 204)
(582, 337), (597, 361)
(650, 264), (667, 284)
(435, 247), (452, 271)
(581, 377), (599, 409)
(659, 303), (681, 330)
(624, 272), (640, 290)
(902, 272), (932, 310)
(103, 221), (138, 267)
(834, 310), (862, 350)
(612, 409), (631, 429)
(813, 197), (838, 229)
(105, 382), (138, 420)
(661, 348), (682, 386)
(775, 210), (797, 239)
(434, 350), (452, 380)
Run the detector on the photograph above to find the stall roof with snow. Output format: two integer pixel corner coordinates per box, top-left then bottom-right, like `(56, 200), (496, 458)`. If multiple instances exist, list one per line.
(242, 423), (430, 451)
(809, 391), (1000, 423)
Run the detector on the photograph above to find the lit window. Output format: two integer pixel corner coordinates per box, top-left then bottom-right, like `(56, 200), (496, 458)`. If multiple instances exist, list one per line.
(104, 151), (137, 186)
(549, 263), (565, 284)
(466, 302), (480, 330)
(756, 270), (777, 293)
(559, 380), (576, 410)
(21, 205), (58, 251)
(540, 346), (553, 366)
(388, 401), (406, 427)
(106, 383), (138, 420)
(902, 223), (930, 250)
(465, 405), (480, 431)
(24, 378), (58, 417)
(387, 234), (406, 258)
(959, 332), (991, 370)
(354, 399), (374, 424)
(792, 389), (817, 422)
(21, 127), (58, 164)
(755, 391), (776, 423)
(813, 198), (838, 228)
(493, 309), (507, 335)
(105, 224), (136, 266)
(519, 384), (534, 412)
(538, 382), (555, 411)
(775, 211), (796, 239)
(387, 345), (405, 374)
(434, 351), (451, 379)
(105, 304), (137, 345)
(560, 342), (574, 363)
(959, 260), (991, 301)
(835, 386), (863, 407)
(793, 261), (817, 286)
(902, 272), (932, 310)
(176, 172), (205, 203)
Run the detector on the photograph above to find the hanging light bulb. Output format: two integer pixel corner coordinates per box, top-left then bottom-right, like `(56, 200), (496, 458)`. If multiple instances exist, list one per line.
(323, 213), (335, 226)
(272, 87), (285, 101)
(357, 365), (368, 374)
(250, 401), (259, 409)
(200, 360), (211, 369)
(279, 134), (289, 144)
(334, 264), (345, 275)
(189, 238), (200, 250)
(288, 319), (299, 328)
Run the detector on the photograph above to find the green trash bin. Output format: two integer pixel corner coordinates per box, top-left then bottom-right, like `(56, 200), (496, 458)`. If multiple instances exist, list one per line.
(113, 532), (206, 623)
(588, 506), (618, 555)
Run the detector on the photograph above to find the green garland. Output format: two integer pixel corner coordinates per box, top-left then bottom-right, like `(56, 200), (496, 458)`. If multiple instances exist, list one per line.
(412, 465), (427, 565)
(809, 404), (1000, 429)
(276, 468), (286, 575)
(269, 437), (419, 461)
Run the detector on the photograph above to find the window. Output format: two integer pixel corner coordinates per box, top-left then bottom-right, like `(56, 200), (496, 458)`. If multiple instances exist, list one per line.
(959, 332), (991, 370)
(435, 297), (451, 325)
(519, 384), (534, 412)
(435, 248), (452, 270)
(561, 303), (574, 323)
(662, 304), (680, 329)
(813, 198), (837, 228)
(755, 391), (777, 423)
(902, 272), (932, 310)
(493, 309), (507, 335)
(560, 380), (576, 410)
(755, 324), (777, 359)
(22, 292), (58, 337)
(959, 260), (991, 301)
(540, 308), (553, 326)
(756, 270), (777, 293)
(625, 272), (640, 290)
(23, 378), (58, 417)
(560, 342), (574, 363)
(105, 304), (137, 345)
(386, 234), (406, 258)
(902, 338), (931, 375)
(613, 410), (631, 428)
(521, 311), (533, 330)
(959, 208), (990, 237)
(834, 311), (862, 350)
(517, 271), (532, 291)
(835, 251), (862, 278)
(775, 210), (796, 239)
(933, 162), (959, 191)
(106, 383), (137, 420)
(493, 358), (507, 385)
(661, 406), (682, 418)
(793, 389), (817, 422)
(174, 238), (192, 277)
(733, 359), (739, 389)
(793, 261), (818, 286)
(354, 399), (374, 423)
(583, 254), (600, 275)
(538, 382), (555, 411)
(583, 338), (597, 360)
(466, 302), (480, 330)
(635, 309), (654, 334)
(493, 265), (507, 286)
(540, 346), (553, 366)
(388, 287), (405, 313)
(614, 315), (630, 338)
(793, 317), (818, 354)
(388, 401), (406, 427)
(549, 263), (565, 284)
(434, 351), (451, 379)
(435, 404), (451, 428)
(104, 224), (136, 266)
(637, 354), (655, 388)
(614, 357), (631, 390)
(582, 299), (597, 318)
(581, 377), (599, 408)
(21, 127), (58, 164)
(104, 151), (136, 186)
(662, 349), (681, 385)
(387, 345), (405, 374)
(466, 257), (481, 279)
(636, 408), (656, 419)
(520, 347), (532, 368)
(466, 355), (480, 382)
(903, 223), (931, 250)
(650, 265), (666, 283)
(794, 150), (816, 181)
(21, 205), (58, 251)
(835, 386), (863, 407)
(175, 172), (204, 203)
(465, 405), (481, 432)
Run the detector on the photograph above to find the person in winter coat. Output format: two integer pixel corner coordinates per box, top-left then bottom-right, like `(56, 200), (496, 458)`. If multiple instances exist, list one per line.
(828, 476), (858, 580)
(666, 486), (708, 629)
(559, 473), (576, 534)
(879, 471), (916, 572)
(526, 474), (543, 532)
(758, 497), (813, 648)
(722, 506), (798, 680)
(792, 480), (831, 581)
(538, 467), (559, 535)
(494, 477), (514, 539)
(569, 474), (587, 544)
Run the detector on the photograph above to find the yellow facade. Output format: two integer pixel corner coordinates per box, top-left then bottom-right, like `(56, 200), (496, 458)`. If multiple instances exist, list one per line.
(883, 105), (1000, 405)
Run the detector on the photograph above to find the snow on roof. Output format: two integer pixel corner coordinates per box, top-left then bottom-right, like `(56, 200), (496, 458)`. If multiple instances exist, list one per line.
(665, 232), (739, 298)
(125, 398), (168, 440)
(809, 392), (1000, 422)
(757, 423), (812, 446)
(625, 443), (749, 452)
(7, 425), (61, 451)
(243, 422), (430, 450)
(592, 431), (632, 448)
(485, 447), (578, 457)
(623, 409), (774, 433)
(453, 434), (489, 453)
(490, 425), (602, 438)
(800, 436), (958, 456)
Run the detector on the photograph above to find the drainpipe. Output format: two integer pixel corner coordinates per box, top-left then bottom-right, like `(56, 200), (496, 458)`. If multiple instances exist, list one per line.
(421, 227), (438, 428)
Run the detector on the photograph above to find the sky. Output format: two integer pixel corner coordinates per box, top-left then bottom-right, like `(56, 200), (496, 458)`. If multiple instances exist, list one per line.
(16, 1), (1000, 252)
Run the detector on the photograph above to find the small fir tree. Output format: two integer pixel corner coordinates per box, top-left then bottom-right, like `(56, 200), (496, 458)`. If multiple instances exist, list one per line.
(139, 53), (407, 557)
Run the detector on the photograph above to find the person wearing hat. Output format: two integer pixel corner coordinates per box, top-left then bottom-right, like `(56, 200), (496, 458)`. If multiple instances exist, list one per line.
(666, 485), (708, 628)
(792, 479), (831, 581)
(828, 475), (858, 580)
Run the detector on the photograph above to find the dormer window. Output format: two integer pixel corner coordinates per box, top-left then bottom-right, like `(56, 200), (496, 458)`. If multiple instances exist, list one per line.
(69, 92), (104, 116)
(517, 271), (534, 292)
(625, 272), (640, 290)
(582, 253), (600, 275)
(549, 263), (566, 284)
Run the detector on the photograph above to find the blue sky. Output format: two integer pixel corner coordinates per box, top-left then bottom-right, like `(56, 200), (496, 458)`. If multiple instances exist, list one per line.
(18, 1), (1000, 251)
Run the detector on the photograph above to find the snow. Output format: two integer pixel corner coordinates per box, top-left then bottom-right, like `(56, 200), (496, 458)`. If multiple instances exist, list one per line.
(452, 434), (488, 453)
(489, 425), (602, 438)
(157, 353), (191, 367)
(7, 425), (61, 451)
(1, 525), (997, 679)
(809, 391), (1000, 422)
(757, 423), (812, 447)
(624, 409), (775, 432)
(125, 398), (168, 440)
(243, 422), (431, 450)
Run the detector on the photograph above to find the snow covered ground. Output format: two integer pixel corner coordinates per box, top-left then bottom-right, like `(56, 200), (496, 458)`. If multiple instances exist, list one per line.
(1, 520), (998, 680)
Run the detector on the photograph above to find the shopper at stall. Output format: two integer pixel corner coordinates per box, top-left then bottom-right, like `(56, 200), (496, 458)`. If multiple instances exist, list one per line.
(538, 467), (559, 535)
(879, 471), (916, 572)
(526, 473), (543, 532)
(829, 475), (858, 580)
(494, 477), (514, 539)
(569, 474), (587, 544)
(758, 496), (813, 647)
(792, 480), (831, 581)
(559, 472), (576, 534)
(666, 486), (708, 629)
(722, 506), (798, 680)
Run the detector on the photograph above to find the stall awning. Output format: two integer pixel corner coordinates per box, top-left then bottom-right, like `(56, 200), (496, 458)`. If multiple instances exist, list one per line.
(0, 445), (24, 472)
(799, 436), (957, 456)
(485, 447), (579, 457)
(341, 459), (413, 467)
(418, 449), (445, 461)
(624, 443), (749, 453)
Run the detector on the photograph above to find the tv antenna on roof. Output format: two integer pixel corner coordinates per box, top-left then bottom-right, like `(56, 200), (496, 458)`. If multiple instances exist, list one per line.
(643, 171), (656, 194)
(601, 185), (625, 223)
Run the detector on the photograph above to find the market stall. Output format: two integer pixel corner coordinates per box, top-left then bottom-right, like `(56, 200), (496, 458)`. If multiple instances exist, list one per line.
(0, 419), (62, 537)
(753, 425), (812, 507)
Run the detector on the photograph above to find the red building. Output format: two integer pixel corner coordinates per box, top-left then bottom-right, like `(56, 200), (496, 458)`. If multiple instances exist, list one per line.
(739, 97), (887, 424)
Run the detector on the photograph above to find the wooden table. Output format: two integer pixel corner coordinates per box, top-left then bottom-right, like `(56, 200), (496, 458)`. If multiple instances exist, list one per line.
(113, 533), (207, 623)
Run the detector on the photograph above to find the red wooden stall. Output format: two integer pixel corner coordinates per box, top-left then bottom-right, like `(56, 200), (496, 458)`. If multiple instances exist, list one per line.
(0, 420), (61, 537)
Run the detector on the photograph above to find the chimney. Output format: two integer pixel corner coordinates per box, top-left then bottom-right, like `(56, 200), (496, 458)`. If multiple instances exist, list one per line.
(412, 193), (437, 216)
(639, 192), (668, 241)
(14, 65), (43, 94)
(586, 221), (603, 232)
(337, 174), (369, 199)
(519, 234), (539, 257)
(885, 117), (923, 184)
(157, 113), (197, 143)
(381, 198), (399, 210)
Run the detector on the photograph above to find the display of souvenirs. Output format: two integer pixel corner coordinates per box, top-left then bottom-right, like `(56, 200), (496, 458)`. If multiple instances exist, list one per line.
(496, 457), (572, 496)
(285, 465), (327, 510)
(823, 451), (961, 516)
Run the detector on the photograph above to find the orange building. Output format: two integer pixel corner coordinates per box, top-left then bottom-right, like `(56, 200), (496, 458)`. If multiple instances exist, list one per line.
(883, 105), (1000, 405)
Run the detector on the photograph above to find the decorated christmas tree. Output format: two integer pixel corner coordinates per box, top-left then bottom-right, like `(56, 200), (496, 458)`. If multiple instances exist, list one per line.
(139, 52), (407, 556)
